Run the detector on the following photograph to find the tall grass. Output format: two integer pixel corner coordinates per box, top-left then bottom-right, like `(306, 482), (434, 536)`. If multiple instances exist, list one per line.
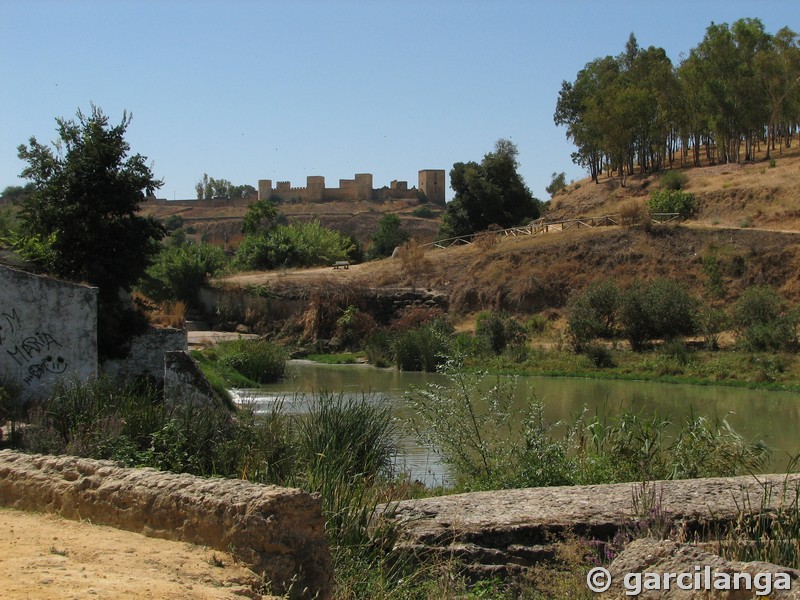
(407, 366), (771, 491)
(215, 338), (287, 383)
(713, 466), (800, 569)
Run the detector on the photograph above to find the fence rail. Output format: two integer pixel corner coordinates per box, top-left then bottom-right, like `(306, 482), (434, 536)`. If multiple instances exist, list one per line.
(423, 213), (681, 249)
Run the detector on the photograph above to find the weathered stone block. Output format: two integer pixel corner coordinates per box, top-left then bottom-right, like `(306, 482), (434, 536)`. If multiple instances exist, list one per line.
(609, 538), (800, 598)
(0, 450), (333, 599)
(383, 475), (800, 577)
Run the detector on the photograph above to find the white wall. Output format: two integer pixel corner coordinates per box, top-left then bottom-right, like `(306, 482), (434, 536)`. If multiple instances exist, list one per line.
(0, 265), (98, 401)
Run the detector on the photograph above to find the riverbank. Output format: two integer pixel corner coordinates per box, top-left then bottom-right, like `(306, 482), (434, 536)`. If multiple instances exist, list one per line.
(298, 346), (800, 393)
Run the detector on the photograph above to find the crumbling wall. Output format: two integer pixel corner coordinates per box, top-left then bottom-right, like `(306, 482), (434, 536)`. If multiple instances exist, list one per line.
(101, 327), (187, 383)
(0, 450), (333, 599)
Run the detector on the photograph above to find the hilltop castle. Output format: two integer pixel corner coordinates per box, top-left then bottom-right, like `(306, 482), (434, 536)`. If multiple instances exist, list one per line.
(258, 170), (446, 205)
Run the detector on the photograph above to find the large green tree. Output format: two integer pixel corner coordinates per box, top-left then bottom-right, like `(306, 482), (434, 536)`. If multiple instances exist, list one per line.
(16, 106), (165, 358)
(556, 20), (800, 177)
(440, 139), (539, 238)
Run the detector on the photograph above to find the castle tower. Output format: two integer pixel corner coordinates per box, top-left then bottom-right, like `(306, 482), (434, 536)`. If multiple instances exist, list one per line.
(354, 173), (373, 202)
(418, 170), (446, 205)
(258, 179), (273, 201)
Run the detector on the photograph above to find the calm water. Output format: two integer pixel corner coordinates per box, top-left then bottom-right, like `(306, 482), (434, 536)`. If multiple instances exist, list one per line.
(231, 360), (800, 485)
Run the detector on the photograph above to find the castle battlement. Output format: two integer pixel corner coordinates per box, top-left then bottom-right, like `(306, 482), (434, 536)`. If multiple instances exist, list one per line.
(258, 170), (445, 205)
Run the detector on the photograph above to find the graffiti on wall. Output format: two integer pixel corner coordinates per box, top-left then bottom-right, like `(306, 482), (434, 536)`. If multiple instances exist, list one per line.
(1, 308), (68, 386)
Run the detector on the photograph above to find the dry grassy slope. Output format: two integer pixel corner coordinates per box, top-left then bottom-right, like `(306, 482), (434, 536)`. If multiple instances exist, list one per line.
(142, 198), (443, 246)
(546, 144), (800, 231)
(213, 145), (800, 317)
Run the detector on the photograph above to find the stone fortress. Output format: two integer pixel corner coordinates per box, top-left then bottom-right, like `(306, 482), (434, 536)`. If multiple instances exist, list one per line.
(258, 169), (446, 205)
(142, 169), (446, 208)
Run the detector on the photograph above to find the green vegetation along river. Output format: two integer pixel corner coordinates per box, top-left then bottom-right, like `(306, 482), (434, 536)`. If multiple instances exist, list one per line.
(232, 360), (800, 486)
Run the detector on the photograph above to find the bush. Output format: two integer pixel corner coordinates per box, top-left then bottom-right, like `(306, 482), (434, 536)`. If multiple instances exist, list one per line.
(584, 344), (616, 368)
(660, 170), (688, 191)
(332, 306), (377, 351)
(393, 320), (452, 371)
(364, 330), (393, 368)
(698, 306), (730, 350)
(475, 311), (527, 355)
(734, 286), (799, 352)
(139, 242), (227, 307)
(407, 369), (769, 491)
(619, 200), (647, 227)
(367, 214), (409, 260)
(648, 189), (697, 218)
(411, 206), (436, 218)
(236, 221), (356, 270)
(620, 279), (698, 351)
(296, 391), (396, 481)
(526, 313), (548, 334)
(567, 280), (621, 350)
(216, 338), (287, 383)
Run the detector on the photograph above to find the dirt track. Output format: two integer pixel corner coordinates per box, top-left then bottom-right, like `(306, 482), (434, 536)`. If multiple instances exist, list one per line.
(0, 507), (273, 599)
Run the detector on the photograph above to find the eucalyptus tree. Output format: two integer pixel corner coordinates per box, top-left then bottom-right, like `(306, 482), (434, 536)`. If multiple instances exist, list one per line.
(756, 26), (800, 157)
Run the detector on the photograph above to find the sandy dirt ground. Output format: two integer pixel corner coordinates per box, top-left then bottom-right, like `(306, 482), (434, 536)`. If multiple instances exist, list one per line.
(0, 507), (276, 600)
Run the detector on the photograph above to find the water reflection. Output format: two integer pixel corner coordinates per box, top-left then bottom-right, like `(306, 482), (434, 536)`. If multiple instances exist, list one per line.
(232, 360), (800, 485)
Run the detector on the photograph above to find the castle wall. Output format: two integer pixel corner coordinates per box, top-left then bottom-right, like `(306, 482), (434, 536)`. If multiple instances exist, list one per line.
(249, 170), (445, 204)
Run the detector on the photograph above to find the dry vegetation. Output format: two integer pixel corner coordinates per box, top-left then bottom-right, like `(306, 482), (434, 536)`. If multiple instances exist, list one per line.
(547, 144), (800, 230)
(212, 143), (800, 327)
(142, 198), (443, 248)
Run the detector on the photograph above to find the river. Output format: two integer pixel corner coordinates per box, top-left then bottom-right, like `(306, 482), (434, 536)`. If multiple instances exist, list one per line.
(231, 360), (800, 485)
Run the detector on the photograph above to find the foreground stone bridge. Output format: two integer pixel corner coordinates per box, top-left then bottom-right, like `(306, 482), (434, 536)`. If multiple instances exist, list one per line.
(382, 474), (800, 577)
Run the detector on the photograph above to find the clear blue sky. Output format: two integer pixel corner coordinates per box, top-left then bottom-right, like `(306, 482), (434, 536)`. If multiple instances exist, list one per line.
(1, 1), (797, 201)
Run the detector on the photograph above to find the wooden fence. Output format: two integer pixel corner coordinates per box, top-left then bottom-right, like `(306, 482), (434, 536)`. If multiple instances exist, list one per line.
(423, 213), (681, 249)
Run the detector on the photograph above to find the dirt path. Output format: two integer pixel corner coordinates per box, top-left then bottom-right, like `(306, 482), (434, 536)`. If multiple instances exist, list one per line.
(0, 507), (275, 599)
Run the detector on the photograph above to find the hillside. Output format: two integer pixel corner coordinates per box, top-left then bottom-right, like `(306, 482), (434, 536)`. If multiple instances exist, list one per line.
(217, 144), (800, 319)
(142, 197), (444, 249)
(546, 144), (800, 231)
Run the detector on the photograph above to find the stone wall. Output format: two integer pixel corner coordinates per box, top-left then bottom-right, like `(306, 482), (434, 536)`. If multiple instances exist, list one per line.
(0, 450), (333, 599)
(164, 350), (229, 408)
(383, 474), (800, 577)
(101, 326), (187, 382)
(0, 264), (97, 401)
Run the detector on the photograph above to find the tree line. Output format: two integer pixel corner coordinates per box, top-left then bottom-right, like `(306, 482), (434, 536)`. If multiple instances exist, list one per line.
(555, 19), (800, 185)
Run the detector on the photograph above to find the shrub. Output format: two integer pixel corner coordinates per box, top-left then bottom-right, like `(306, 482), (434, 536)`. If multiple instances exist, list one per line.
(567, 280), (621, 350)
(619, 200), (647, 227)
(648, 189), (697, 218)
(584, 344), (616, 368)
(393, 320), (452, 371)
(332, 306), (377, 351)
(619, 279), (698, 351)
(660, 170), (688, 191)
(367, 214), (410, 260)
(236, 221), (356, 270)
(698, 306), (730, 350)
(216, 338), (287, 383)
(475, 311), (527, 355)
(295, 391), (396, 481)
(734, 286), (799, 352)
(407, 369), (769, 491)
(526, 313), (548, 334)
(139, 242), (227, 307)
(397, 239), (432, 280)
(411, 206), (436, 218)
(364, 330), (393, 368)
